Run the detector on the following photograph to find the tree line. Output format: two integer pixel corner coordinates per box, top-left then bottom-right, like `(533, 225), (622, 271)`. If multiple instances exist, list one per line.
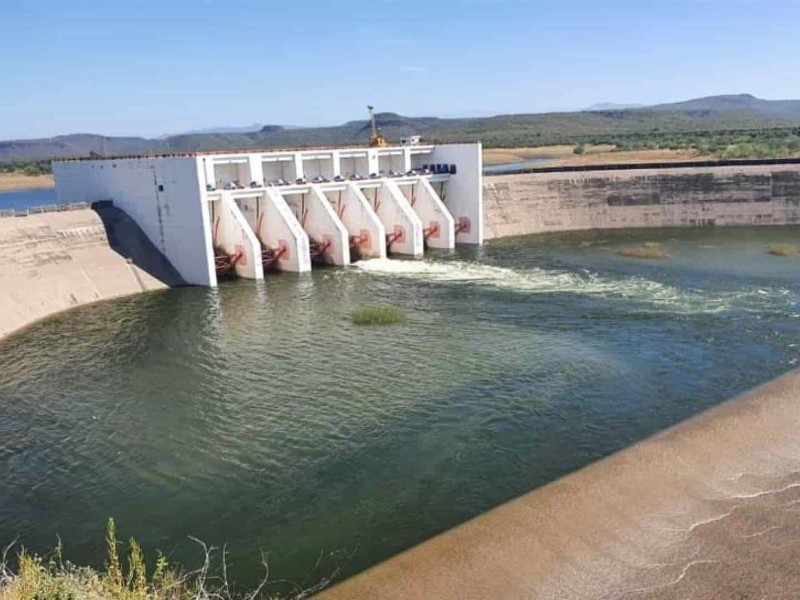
(572, 127), (800, 159)
(0, 159), (52, 175)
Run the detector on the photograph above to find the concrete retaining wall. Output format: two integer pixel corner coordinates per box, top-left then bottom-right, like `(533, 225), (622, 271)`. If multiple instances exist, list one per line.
(54, 157), (214, 287)
(0, 208), (183, 341)
(483, 163), (800, 239)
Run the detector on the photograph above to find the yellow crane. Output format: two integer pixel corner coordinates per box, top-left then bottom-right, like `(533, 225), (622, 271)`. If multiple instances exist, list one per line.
(367, 105), (388, 147)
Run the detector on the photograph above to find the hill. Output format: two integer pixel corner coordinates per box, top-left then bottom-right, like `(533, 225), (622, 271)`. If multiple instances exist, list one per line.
(3, 94), (800, 162)
(586, 102), (645, 111)
(644, 93), (800, 116)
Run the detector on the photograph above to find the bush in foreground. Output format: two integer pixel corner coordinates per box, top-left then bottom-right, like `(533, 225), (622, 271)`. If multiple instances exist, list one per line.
(0, 519), (322, 600)
(350, 306), (407, 326)
(618, 242), (670, 260)
(767, 244), (797, 257)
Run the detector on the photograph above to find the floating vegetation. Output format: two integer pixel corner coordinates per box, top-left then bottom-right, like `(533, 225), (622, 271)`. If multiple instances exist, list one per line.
(767, 244), (797, 257)
(350, 305), (407, 326)
(618, 242), (670, 260)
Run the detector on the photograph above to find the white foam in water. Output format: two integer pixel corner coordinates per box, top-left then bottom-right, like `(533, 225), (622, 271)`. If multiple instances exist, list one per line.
(352, 258), (771, 314)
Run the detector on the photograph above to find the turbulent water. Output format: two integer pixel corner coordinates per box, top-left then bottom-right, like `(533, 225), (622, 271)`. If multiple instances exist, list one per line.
(1, 226), (799, 593)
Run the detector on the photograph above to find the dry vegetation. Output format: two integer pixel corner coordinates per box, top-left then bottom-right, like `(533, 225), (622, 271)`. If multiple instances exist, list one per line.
(0, 173), (54, 192)
(482, 145), (699, 168)
(618, 242), (671, 260)
(0, 520), (326, 600)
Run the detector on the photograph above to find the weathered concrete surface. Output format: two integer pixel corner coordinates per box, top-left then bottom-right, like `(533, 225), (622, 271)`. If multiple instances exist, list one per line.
(320, 368), (800, 599)
(484, 164), (800, 239)
(0, 208), (183, 340)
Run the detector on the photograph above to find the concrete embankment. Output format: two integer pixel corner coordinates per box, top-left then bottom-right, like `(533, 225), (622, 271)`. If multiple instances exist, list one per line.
(320, 368), (800, 599)
(0, 207), (183, 340)
(484, 161), (800, 239)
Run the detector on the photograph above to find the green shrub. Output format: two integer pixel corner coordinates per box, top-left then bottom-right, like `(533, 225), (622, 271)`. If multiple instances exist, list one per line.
(350, 306), (407, 326)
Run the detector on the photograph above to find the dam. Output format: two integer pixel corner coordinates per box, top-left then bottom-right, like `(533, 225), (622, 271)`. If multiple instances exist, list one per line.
(2, 156), (800, 595)
(52, 143), (483, 287)
(1, 224), (798, 595)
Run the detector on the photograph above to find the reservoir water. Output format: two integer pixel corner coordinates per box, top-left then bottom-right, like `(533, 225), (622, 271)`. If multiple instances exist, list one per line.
(1, 226), (799, 593)
(0, 187), (57, 210)
(482, 158), (551, 174)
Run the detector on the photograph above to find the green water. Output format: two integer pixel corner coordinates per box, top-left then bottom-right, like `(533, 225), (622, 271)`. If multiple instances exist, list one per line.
(1, 227), (799, 593)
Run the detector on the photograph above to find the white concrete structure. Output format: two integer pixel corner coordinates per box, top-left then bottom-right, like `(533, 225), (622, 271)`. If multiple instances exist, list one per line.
(227, 189), (312, 273)
(210, 192), (263, 280)
(323, 184), (386, 260)
(281, 185), (350, 266)
(396, 177), (456, 250)
(53, 143), (482, 287)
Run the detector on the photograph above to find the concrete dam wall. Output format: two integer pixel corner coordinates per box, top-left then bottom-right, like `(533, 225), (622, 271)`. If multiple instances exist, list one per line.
(483, 162), (800, 239)
(0, 207), (183, 341)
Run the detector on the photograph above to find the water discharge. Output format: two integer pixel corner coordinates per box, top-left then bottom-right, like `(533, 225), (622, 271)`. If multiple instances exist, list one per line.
(0, 226), (799, 594)
(353, 256), (791, 315)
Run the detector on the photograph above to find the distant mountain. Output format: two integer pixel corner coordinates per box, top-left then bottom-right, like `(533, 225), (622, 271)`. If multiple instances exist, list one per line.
(642, 93), (800, 116)
(4, 94), (800, 162)
(587, 102), (645, 111)
(0, 134), (166, 161)
(159, 123), (267, 138)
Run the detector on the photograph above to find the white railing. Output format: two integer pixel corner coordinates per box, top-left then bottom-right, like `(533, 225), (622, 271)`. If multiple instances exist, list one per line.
(0, 202), (90, 218)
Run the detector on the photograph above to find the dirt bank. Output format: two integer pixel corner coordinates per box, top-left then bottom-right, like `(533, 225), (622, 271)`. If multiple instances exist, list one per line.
(482, 145), (698, 167)
(0, 173), (55, 192)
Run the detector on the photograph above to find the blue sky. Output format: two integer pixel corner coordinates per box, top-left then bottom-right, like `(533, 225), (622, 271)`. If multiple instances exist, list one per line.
(2, 0), (799, 139)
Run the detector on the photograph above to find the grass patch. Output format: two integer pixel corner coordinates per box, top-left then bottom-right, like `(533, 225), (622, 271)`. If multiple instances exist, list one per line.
(618, 242), (670, 260)
(350, 306), (407, 326)
(767, 244), (797, 257)
(0, 519), (323, 600)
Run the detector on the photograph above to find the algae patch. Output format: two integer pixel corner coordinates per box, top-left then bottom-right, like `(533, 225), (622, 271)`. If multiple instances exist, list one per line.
(767, 244), (797, 257)
(350, 306), (408, 326)
(619, 242), (670, 260)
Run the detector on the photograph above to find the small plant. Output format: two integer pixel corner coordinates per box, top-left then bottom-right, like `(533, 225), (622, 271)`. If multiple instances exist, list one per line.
(618, 242), (670, 259)
(350, 306), (407, 326)
(0, 519), (326, 600)
(572, 143), (585, 155)
(767, 244), (797, 257)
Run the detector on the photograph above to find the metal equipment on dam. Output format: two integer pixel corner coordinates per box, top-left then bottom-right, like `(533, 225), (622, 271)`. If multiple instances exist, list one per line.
(52, 143), (483, 287)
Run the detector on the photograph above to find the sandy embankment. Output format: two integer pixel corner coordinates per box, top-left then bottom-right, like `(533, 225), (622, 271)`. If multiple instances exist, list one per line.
(321, 368), (800, 599)
(0, 173), (55, 192)
(482, 145), (700, 167)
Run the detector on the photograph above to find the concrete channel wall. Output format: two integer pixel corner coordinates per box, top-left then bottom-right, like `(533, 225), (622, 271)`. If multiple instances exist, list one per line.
(0, 207), (183, 341)
(321, 367), (800, 599)
(484, 162), (800, 239)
